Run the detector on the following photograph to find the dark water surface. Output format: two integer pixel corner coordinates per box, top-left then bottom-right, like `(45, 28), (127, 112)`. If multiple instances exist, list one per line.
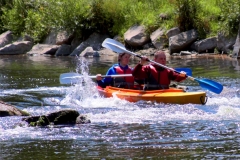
(1, 54), (240, 159)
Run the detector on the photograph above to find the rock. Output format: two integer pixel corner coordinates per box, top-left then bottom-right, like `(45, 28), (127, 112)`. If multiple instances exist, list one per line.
(98, 48), (116, 56)
(169, 29), (198, 54)
(191, 37), (217, 53)
(166, 27), (181, 38)
(180, 51), (192, 55)
(80, 46), (100, 57)
(70, 32), (109, 56)
(124, 25), (150, 48)
(0, 30), (13, 48)
(76, 115), (91, 124)
(159, 13), (169, 20)
(0, 101), (29, 117)
(70, 41), (88, 56)
(22, 109), (90, 127)
(150, 28), (168, 49)
(55, 44), (72, 56)
(43, 30), (74, 45)
(71, 37), (82, 52)
(0, 41), (33, 55)
(17, 34), (34, 42)
(27, 44), (60, 55)
(217, 32), (236, 55)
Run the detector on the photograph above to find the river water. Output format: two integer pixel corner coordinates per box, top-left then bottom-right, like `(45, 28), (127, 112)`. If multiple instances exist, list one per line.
(1, 54), (240, 159)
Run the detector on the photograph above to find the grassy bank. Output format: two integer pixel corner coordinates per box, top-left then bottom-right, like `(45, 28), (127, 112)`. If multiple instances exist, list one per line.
(0, 0), (239, 43)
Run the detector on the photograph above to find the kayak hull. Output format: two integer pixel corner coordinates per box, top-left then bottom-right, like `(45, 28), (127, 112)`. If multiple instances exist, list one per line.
(97, 86), (207, 105)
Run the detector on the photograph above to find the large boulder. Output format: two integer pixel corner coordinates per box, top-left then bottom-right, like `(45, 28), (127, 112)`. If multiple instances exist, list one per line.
(80, 46), (100, 57)
(22, 109), (90, 127)
(43, 30), (74, 45)
(217, 32), (236, 55)
(98, 48), (116, 56)
(0, 30), (13, 48)
(0, 41), (33, 55)
(124, 25), (150, 48)
(70, 41), (88, 56)
(166, 27), (181, 38)
(191, 37), (217, 53)
(169, 29), (198, 54)
(27, 44), (60, 55)
(55, 44), (72, 56)
(70, 32), (109, 56)
(150, 28), (168, 49)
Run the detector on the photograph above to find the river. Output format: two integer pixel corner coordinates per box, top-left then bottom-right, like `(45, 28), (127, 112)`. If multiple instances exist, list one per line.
(1, 53), (240, 159)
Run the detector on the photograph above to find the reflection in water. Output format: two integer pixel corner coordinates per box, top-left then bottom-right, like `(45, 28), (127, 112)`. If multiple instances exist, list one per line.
(0, 54), (240, 159)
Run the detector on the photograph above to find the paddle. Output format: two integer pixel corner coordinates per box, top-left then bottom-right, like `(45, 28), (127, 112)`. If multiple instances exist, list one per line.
(60, 73), (132, 84)
(175, 68), (192, 76)
(102, 38), (223, 94)
(60, 68), (191, 84)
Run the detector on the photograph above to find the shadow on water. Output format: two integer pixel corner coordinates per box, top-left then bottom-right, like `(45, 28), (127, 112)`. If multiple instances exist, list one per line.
(1, 54), (240, 159)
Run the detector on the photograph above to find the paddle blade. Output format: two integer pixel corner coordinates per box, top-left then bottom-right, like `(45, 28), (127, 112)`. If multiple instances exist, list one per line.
(195, 78), (223, 94)
(175, 68), (192, 76)
(102, 38), (127, 54)
(59, 73), (83, 84)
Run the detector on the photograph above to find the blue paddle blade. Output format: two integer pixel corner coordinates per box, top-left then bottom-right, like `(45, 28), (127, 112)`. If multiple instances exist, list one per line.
(195, 78), (223, 94)
(175, 68), (192, 76)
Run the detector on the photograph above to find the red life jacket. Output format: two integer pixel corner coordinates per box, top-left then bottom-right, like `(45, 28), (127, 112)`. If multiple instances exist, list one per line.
(114, 66), (134, 88)
(144, 65), (170, 90)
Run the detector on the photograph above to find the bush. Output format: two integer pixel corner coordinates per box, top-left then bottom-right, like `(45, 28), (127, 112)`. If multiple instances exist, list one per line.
(1, 0), (240, 43)
(218, 0), (240, 36)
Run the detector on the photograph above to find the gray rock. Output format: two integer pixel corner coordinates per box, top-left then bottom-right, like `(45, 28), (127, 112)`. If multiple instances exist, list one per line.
(0, 41), (33, 55)
(0, 30), (13, 48)
(0, 101), (29, 117)
(80, 46), (99, 57)
(22, 109), (90, 127)
(70, 32), (109, 56)
(150, 28), (168, 49)
(124, 25), (150, 47)
(27, 44), (60, 55)
(43, 30), (73, 45)
(191, 37), (217, 53)
(55, 44), (72, 56)
(166, 27), (181, 38)
(169, 29), (198, 54)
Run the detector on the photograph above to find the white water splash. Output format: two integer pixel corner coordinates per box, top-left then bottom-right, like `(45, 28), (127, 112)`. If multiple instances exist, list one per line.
(60, 58), (101, 107)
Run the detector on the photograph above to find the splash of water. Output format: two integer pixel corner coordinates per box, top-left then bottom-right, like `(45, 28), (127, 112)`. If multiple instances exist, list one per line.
(60, 57), (100, 107)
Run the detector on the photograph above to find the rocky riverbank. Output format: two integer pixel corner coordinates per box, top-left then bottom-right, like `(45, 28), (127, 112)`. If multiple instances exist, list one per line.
(0, 25), (240, 58)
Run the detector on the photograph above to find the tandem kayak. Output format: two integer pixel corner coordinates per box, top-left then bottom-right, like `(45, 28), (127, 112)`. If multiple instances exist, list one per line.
(97, 86), (207, 105)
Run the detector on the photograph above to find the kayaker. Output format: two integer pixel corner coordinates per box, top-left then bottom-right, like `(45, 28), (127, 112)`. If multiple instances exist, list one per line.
(96, 52), (135, 88)
(132, 50), (187, 90)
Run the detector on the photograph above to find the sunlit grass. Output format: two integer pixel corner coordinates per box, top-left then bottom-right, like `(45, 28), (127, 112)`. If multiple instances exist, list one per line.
(0, 0), (239, 42)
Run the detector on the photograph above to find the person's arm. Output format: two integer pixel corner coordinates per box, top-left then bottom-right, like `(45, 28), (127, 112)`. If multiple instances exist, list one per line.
(96, 67), (116, 88)
(169, 70), (187, 82)
(132, 64), (149, 79)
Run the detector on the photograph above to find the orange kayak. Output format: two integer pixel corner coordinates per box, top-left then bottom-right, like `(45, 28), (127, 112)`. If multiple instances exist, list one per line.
(97, 86), (207, 105)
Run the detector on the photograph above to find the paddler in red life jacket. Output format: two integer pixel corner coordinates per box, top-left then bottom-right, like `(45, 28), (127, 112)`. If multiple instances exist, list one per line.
(96, 52), (134, 89)
(132, 50), (187, 90)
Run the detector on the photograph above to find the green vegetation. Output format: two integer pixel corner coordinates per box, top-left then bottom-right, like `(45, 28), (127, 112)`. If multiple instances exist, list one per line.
(0, 0), (239, 43)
